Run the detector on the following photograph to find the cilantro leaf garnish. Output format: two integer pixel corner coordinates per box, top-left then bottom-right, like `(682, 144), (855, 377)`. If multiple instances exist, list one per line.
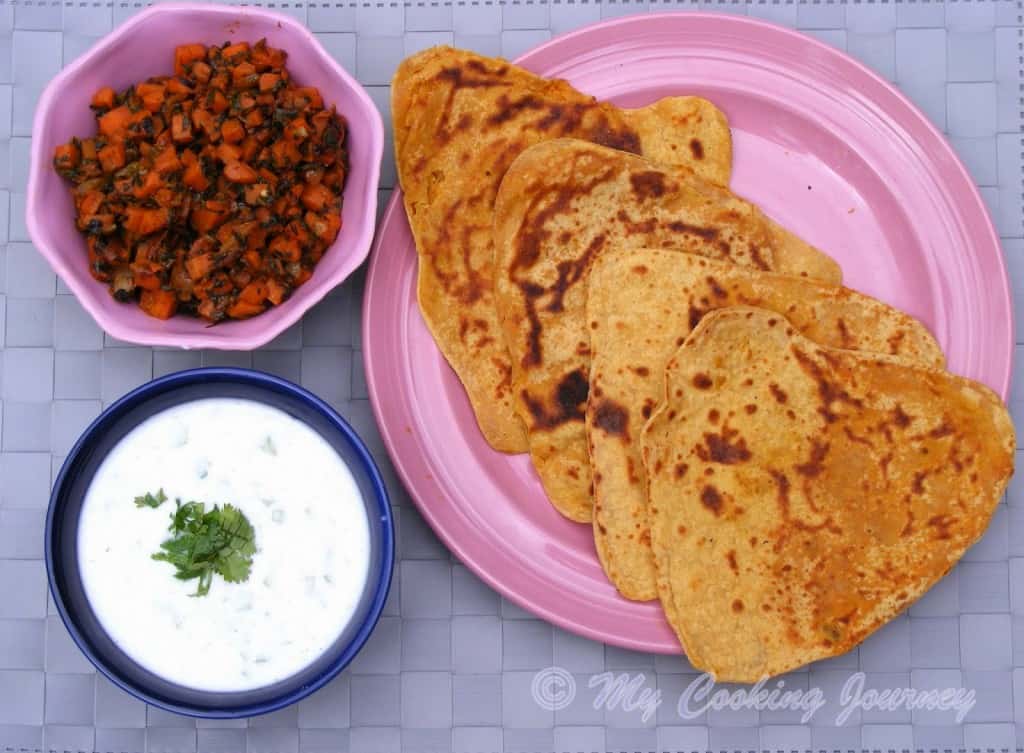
(134, 488), (167, 508)
(142, 493), (256, 597)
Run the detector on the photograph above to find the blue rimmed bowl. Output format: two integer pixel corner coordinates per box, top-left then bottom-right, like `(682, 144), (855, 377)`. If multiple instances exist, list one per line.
(45, 368), (394, 718)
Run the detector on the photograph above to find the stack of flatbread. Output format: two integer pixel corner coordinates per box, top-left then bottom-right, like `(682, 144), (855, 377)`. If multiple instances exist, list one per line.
(393, 47), (1015, 681)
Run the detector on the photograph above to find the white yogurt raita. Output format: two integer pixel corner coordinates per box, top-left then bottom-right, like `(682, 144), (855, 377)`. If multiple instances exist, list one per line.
(77, 398), (371, 692)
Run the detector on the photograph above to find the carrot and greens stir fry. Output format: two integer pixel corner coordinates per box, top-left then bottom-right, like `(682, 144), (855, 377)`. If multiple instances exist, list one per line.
(53, 40), (348, 321)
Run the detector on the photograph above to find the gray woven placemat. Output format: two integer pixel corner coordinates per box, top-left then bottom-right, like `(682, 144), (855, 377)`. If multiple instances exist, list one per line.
(0, 1), (1021, 751)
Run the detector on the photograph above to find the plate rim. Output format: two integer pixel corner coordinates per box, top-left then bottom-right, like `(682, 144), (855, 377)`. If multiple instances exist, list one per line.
(362, 11), (1014, 652)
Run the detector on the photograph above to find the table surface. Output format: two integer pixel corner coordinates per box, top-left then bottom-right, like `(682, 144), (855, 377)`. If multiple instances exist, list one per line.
(0, 1), (1022, 751)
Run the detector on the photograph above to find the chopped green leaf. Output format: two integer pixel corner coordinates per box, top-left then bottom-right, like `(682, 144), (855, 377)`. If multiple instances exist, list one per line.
(214, 504), (257, 584)
(134, 489), (167, 508)
(149, 498), (256, 597)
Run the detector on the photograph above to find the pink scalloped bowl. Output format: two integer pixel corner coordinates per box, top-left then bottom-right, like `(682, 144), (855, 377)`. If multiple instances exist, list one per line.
(26, 3), (382, 349)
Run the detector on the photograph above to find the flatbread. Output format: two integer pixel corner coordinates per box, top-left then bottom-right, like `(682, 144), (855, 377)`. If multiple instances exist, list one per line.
(587, 249), (945, 601)
(493, 139), (842, 521)
(393, 46), (732, 452)
(641, 307), (1014, 681)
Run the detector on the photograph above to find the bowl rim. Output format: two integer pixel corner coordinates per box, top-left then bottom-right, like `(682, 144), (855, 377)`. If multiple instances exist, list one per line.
(25, 2), (384, 351)
(45, 366), (395, 718)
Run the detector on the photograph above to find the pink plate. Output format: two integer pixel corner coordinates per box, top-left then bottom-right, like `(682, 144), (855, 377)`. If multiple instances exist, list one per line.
(363, 13), (1013, 653)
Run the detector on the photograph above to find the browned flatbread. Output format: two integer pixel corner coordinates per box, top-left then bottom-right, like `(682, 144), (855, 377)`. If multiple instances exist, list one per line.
(493, 139), (842, 521)
(587, 249), (945, 601)
(393, 46), (732, 453)
(642, 307), (1014, 681)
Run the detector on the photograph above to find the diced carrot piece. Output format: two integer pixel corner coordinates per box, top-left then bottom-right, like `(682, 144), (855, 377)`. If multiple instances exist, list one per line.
(251, 41), (287, 70)
(226, 299), (264, 318)
(243, 183), (272, 206)
(153, 187), (176, 208)
(246, 225), (269, 251)
(149, 120), (171, 145)
(191, 61), (211, 83)
(136, 82), (165, 113)
(171, 113), (193, 144)
(209, 71), (229, 90)
(133, 170), (162, 199)
(215, 143), (242, 163)
(76, 191), (103, 219)
(208, 89), (229, 114)
(106, 237), (128, 263)
(79, 138), (98, 161)
(127, 209), (164, 236)
(305, 211), (341, 242)
(301, 165), (324, 185)
(244, 109), (264, 129)
(190, 108), (216, 138)
(238, 279), (268, 305)
(232, 62), (258, 89)
(293, 267), (313, 286)
(132, 239), (156, 263)
(98, 142), (126, 173)
(220, 119), (245, 144)
(90, 87), (116, 110)
(286, 218), (312, 248)
(300, 183), (333, 212)
(258, 73), (280, 92)
(272, 195), (291, 217)
(223, 161), (258, 184)
(98, 106), (133, 140)
(123, 207), (169, 236)
(182, 160), (209, 192)
(166, 78), (192, 97)
(221, 42), (250, 60)
(190, 208), (225, 234)
(243, 249), (262, 270)
(270, 138), (301, 167)
(125, 110), (158, 143)
(284, 116), (310, 143)
(196, 299), (216, 319)
(174, 44), (207, 77)
(185, 253), (214, 280)
(321, 162), (346, 189)
(140, 289), (177, 319)
(215, 222), (239, 250)
(131, 261), (163, 290)
(153, 146), (182, 175)
(53, 142), (81, 173)
(239, 136), (259, 162)
(265, 278), (286, 306)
